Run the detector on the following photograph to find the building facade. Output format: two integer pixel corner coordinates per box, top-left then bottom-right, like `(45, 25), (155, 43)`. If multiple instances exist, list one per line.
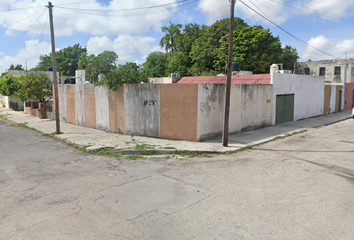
(295, 59), (354, 83)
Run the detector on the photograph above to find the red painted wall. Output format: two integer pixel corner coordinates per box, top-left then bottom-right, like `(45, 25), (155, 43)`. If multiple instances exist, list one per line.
(344, 83), (354, 110)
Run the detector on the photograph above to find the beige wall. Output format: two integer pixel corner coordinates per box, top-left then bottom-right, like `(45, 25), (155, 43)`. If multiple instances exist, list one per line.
(84, 85), (96, 129)
(67, 86), (76, 124)
(160, 84), (198, 141)
(109, 86), (125, 134)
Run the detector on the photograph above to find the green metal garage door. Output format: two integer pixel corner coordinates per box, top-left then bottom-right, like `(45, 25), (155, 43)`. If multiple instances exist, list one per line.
(276, 94), (294, 125)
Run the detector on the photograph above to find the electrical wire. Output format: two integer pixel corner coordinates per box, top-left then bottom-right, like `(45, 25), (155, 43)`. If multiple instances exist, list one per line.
(268, 0), (354, 23)
(239, 0), (341, 59)
(55, 0), (194, 12)
(0, 8), (46, 33)
(56, 0), (199, 17)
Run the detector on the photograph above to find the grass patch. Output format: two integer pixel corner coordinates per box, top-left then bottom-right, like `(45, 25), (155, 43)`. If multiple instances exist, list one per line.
(95, 148), (121, 158)
(9, 122), (36, 131)
(117, 128), (124, 135)
(127, 155), (140, 160)
(135, 143), (155, 150)
(0, 114), (8, 120)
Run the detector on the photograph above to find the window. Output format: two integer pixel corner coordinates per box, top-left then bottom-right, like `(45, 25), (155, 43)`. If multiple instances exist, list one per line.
(319, 67), (325, 76)
(334, 66), (341, 75)
(304, 68), (310, 75)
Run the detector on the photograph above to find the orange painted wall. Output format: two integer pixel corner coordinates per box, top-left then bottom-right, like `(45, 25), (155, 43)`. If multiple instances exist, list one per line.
(323, 85), (331, 115)
(160, 84), (198, 141)
(84, 87), (96, 129)
(344, 83), (354, 110)
(109, 86), (125, 133)
(66, 86), (76, 124)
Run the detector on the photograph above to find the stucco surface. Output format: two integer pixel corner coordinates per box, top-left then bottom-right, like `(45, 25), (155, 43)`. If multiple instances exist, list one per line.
(229, 85), (242, 134)
(124, 84), (160, 137)
(59, 85), (67, 122)
(109, 86), (125, 134)
(271, 74), (325, 125)
(160, 84), (198, 141)
(197, 84), (225, 141)
(241, 85), (272, 131)
(66, 86), (76, 124)
(344, 83), (354, 110)
(330, 86), (336, 113)
(95, 86), (109, 130)
(75, 85), (85, 126)
(84, 84), (96, 129)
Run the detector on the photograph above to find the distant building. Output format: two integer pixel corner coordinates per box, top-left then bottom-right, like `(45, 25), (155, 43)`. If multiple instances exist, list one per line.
(295, 59), (354, 83)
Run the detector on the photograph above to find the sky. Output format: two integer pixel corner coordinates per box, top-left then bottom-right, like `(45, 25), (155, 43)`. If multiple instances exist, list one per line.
(0, 0), (354, 73)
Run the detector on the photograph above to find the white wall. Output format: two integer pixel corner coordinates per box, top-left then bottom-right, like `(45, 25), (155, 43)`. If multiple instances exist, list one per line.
(95, 86), (110, 130)
(330, 85), (336, 113)
(197, 84), (225, 140)
(271, 73), (325, 125)
(75, 85), (85, 125)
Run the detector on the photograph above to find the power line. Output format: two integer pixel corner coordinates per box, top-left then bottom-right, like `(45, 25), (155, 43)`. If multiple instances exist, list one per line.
(239, 0), (341, 59)
(268, 0), (354, 23)
(0, 8), (46, 33)
(56, 0), (199, 17)
(55, 0), (195, 12)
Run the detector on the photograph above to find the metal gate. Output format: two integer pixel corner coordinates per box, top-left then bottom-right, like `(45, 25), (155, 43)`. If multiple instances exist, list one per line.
(276, 94), (294, 125)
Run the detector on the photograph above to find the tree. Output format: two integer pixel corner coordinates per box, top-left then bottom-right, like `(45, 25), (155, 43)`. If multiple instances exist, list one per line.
(32, 44), (87, 76)
(142, 51), (169, 77)
(16, 73), (53, 103)
(9, 64), (24, 70)
(279, 45), (299, 70)
(189, 17), (248, 75)
(159, 20), (182, 60)
(80, 50), (118, 83)
(104, 62), (148, 90)
(216, 25), (283, 74)
(0, 75), (20, 96)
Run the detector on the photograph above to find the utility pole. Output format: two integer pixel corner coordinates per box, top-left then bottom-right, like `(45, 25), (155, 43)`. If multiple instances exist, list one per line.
(47, 2), (60, 134)
(222, 0), (236, 147)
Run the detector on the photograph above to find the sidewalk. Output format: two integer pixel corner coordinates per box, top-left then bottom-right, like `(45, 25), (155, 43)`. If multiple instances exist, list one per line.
(0, 107), (352, 154)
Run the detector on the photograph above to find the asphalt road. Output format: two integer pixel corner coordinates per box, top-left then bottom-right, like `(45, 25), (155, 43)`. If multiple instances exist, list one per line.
(1, 118), (354, 239)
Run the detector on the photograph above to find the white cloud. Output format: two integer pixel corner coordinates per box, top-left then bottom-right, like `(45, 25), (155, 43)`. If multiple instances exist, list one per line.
(0, 0), (179, 37)
(198, 0), (288, 25)
(302, 35), (354, 61)
(0, 39), (51, 72)
(301, 0), (354, 18)
(87, 35), (156, 63)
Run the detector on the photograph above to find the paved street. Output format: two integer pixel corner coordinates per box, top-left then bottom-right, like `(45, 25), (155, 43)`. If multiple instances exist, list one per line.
(1, 117), (354, 239)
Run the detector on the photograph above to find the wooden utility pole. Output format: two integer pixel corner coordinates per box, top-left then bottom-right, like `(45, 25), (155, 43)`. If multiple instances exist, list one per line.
(47, 2), (60, 134)
(222, 0), (236, 147)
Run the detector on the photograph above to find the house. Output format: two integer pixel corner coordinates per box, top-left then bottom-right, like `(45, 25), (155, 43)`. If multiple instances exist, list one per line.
(295, 59), (354, 83)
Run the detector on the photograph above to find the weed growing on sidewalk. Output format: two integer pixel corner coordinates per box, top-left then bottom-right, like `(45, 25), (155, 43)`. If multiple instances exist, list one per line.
(9, 122), (36, 131)
(127, 155), (140, 160)
(0, 114), (8, 120)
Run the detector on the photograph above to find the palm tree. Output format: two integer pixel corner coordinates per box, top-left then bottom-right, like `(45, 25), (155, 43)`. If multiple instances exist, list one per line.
(159, 20), (182, 61)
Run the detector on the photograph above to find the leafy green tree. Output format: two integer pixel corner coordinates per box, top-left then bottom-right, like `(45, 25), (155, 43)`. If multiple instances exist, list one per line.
(9, 64), (24, 70)
(216, 25), (282, 74)
(0, 75), (20, 96)
(159, 21), (182, 60)
(104, 62), (148, 90)
(279, 45), (299, 70)
(79, 51), (118, 82)
(16, 73), (53, 103)
(32, 44), (87, 76)
(142, 51), (169, 77)
(189, 18), (248, 75)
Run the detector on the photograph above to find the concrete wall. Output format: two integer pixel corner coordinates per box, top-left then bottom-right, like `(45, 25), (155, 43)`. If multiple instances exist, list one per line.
(344, 83), (354, 110)
(271, 74), (325, 125)
(95, 86), (109, 130)
(241, 84), (273, 131)
(160, 84), (198, 141)
(109, 86), (125, 134)
(75, 85), (85, 125)
(197, 84), (225, 141)
(59, 85), (68, 122)
(196, 84), (273, 141)
(84, 84), (96, 129)
(124, 84), (160, 137)
(67, 85), (76, 124)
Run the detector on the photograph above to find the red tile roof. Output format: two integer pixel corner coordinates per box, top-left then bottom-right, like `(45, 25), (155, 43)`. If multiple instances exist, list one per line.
(177, 74), (271, 85)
